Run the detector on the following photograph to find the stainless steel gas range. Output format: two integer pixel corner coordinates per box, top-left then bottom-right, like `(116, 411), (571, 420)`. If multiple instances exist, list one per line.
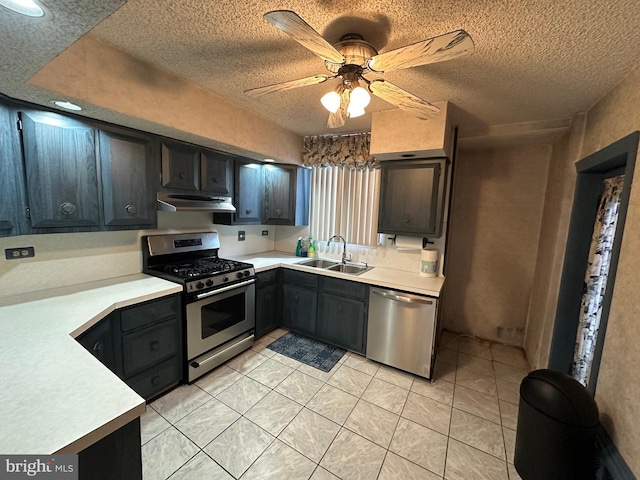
(142, 232), (255, 382)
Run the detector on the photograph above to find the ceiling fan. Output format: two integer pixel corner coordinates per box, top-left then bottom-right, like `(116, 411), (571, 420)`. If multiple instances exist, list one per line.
(245, 10), (474, 128)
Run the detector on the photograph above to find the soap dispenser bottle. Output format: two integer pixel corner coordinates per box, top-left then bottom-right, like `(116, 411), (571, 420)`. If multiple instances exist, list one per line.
(307, 237), (315, 258)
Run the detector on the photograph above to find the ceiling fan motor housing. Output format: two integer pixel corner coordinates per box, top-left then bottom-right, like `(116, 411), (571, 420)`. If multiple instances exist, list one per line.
(324, 35), (378, 74)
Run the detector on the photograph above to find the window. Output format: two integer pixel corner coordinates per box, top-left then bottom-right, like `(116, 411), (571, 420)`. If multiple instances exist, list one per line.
(309, 165), (380, 246)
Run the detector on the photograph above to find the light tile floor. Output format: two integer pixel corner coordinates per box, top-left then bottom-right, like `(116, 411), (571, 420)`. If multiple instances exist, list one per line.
(140, 329), (530, 480)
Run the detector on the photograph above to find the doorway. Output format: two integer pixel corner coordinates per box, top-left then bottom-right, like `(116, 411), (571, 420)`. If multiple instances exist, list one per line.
(548, 131), (638, 393)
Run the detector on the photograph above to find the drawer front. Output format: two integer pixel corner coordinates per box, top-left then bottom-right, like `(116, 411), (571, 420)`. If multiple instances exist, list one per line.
(256, 268), (278, 288)
(321, 276), (368, 299)
(282, 269), (318, 288)
(126, 356), (181, 401)
(121, 295), (178, 332)
(122, 320), (179, 378)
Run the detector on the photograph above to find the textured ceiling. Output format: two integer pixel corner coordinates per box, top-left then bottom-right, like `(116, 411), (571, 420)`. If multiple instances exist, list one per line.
(2, 0), (640, 138)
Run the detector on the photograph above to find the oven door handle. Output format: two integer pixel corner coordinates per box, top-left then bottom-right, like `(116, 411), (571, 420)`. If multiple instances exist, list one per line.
(196, 278), (255, 299)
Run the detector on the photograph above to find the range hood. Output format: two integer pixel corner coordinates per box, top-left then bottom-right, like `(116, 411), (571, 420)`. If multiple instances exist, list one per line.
(157, 192), (236, 213)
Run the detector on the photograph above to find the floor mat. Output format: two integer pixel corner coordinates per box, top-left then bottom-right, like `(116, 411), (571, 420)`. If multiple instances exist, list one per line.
(267, 332), (346, 372)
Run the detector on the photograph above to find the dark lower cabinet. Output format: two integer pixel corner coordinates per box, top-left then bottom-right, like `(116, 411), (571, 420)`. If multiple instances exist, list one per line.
(281, 283), (317, 336)
(77, 294), (183, 401)
(78, 315), (117, 372)
(256, 283), (279, 338)
(317, 292), (366, 353)
(78, 417), (141, 480)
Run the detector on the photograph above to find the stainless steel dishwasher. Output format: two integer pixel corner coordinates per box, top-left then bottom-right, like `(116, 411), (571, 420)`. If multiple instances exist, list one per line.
(366, 287), (437, 378)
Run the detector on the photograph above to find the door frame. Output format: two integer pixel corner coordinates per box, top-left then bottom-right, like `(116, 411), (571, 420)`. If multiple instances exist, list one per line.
(547, 131), (638, 393)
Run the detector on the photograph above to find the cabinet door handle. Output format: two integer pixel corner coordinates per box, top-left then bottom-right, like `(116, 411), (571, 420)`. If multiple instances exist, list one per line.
(60, 202), (76, 216)
(337, 305), (343, 313)
(179, 172), (186, 179)
(125, 204), (137, 215)
(275, 209), (282, 217)
(403, 215), (410, 224)
(151, 375), (160, 386)
(295, 294), (300, 301)
(150, 340), (160, 352)
(212, 176), (219, 183)
(147, 307), (158, 320)
(92, 341), (103, 356)
(246, 209), (252, 215)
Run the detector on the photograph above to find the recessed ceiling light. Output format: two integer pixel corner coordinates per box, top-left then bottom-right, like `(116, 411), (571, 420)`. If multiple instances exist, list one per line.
(53, 101), (82, 111)
(0, 0), (46, 17)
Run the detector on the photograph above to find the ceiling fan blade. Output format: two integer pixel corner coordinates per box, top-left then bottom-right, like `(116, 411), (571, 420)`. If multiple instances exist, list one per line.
(369, 80), (440, 120)
(367, 30), (474, 73)
(245, 75), (331, 97)
(264, 10), (345, 65)
(328, 86), (350, 128)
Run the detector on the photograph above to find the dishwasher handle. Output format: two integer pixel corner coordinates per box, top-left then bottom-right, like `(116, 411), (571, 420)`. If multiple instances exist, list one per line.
(371, 288), (434, 305)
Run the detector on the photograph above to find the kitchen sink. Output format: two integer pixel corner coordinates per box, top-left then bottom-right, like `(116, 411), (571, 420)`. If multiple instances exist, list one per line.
(325, 263), (372, 275)
(296, 258), (339, 268)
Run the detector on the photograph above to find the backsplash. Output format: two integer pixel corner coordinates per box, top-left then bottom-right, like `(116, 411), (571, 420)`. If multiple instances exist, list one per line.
(276, 225), (447, 276)
(0, 212), (275, 299)
(0, 214), (446, 299)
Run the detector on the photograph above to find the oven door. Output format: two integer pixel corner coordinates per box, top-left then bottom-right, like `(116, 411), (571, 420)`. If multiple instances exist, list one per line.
(185, 279), (255, 361)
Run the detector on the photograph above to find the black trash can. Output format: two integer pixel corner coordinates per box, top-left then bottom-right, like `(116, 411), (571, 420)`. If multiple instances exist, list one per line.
(514, 369), (600, 480)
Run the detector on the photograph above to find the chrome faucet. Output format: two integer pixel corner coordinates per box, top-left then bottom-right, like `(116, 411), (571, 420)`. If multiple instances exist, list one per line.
(328, 235), (348, 264)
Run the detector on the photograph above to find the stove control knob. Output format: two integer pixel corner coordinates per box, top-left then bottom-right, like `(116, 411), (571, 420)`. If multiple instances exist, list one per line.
(236, 272), (244, 279)
(243, 271), (250, 277)
(196, 281), (204, 289)
(223, 276), (229, 282)
(205, 279), (213, 287)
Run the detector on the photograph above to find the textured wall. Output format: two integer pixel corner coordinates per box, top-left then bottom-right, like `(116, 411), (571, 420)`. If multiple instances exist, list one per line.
(443, 144), (551, 344)
(28, 35), (303, 165)
(524, 114), (586, 369)
(577, 64), (640, 475)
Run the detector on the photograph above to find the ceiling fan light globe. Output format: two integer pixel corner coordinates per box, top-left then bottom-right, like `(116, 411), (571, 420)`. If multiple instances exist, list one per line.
(321, 91), (341, 113)
(347, 105), (366, 118)
(350, 86), (371, 109)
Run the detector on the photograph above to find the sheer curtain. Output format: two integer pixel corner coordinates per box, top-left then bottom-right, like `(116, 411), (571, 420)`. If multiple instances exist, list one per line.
(309, 165), (380, 246)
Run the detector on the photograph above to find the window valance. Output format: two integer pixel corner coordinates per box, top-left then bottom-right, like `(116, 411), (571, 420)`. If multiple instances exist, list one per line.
(302, 133), (377, 169)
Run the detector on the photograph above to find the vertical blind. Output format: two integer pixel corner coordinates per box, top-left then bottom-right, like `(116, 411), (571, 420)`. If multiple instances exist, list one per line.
(309, 165), (381, 246)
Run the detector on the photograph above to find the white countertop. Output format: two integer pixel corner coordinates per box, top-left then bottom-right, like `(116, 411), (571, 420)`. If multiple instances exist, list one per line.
(0, 274), (182, 454)
(231, 251), (445, 297)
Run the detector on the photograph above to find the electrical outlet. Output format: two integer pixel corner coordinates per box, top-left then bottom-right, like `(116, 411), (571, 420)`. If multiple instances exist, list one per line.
(238, 230), (245, 241)
(261, 230), (269, 236)
(5, 247), (35, 260)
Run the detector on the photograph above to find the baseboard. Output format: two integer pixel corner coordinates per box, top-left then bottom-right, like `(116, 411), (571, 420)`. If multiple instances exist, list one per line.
(596, 425), (637, 479)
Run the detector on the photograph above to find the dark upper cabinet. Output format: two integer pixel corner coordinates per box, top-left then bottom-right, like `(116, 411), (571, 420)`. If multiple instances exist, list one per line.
(201, 150), (233, 195)
(378, 158), (447, 237)
(262, 164), (295, 224)
(160, 141), (199, 191)
(234, 160), (263, 224)
(214, 162), (310, 226)
(98, 126), (157, 228)
(0, 102), (28, 237)
(20, 110), (101, 229)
